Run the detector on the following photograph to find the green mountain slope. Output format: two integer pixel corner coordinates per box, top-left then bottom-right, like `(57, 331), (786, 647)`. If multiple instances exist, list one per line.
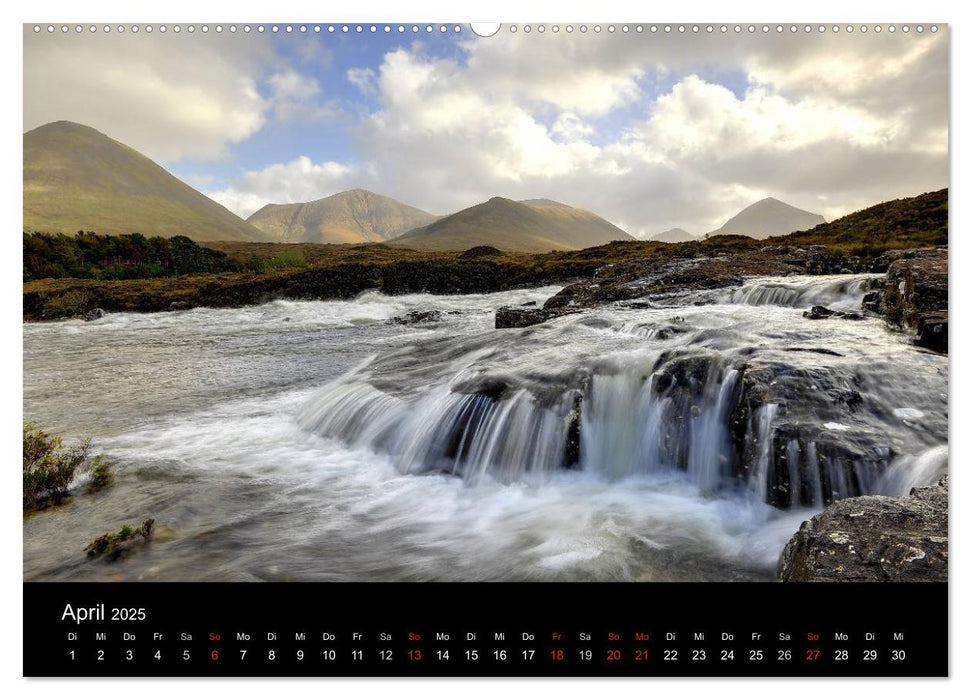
(24, 121), (267, 242)
(389, 196), (633, 252)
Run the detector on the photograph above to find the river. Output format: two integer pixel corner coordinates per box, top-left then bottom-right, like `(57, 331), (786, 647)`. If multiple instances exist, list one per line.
(23, 276), (948, 582)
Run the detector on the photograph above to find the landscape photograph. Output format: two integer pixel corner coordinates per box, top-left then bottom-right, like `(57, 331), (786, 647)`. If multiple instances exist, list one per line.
(23, 24), (948, 584)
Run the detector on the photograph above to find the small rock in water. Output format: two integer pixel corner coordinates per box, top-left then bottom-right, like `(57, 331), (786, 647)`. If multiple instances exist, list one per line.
(389, 310), (443, 325)
(803, 305), (864, 321)
(495, 306), (550, 329)
(914, 313), (948, 353)
(84, 308), (107, 322)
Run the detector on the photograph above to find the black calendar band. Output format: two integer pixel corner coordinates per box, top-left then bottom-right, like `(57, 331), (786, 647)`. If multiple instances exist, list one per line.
(23, 582), (947, 677)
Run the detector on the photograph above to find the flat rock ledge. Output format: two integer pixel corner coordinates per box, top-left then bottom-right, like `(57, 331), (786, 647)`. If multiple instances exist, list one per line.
(778, 477), (948, 582)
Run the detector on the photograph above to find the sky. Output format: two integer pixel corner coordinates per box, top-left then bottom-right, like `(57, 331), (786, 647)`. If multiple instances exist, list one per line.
(23, 23), (948, 237)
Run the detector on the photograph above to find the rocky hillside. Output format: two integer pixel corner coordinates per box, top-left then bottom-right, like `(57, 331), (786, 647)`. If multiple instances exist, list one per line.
(775, 189), (948, 251)
(247, 189), (438, 244)
(24, 121), (266, 242)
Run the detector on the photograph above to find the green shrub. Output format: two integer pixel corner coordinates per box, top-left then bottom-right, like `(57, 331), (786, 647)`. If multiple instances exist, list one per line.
(23, 423), (90, 510)
(87, 455), (113, 492)
(264, 250), (308, 270)
(85, 519), (155, 561)
(42, 289), (93, 318)
(23, 424), (113, 511)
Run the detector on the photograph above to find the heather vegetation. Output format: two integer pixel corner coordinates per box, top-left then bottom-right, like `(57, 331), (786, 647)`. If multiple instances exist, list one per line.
(764, 189), (948, 253)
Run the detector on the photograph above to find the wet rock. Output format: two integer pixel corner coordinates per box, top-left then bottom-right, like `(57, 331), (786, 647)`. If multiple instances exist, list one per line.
(804, 305), (836, 319)
(914, 313), (948, 353)
(779, 477), (947, 582)
(730, 360), (891, 508)
(862, 291), (881, 312)
(877, 248), (948, 322)
(520, 301), (538, 307)
(562, 394), (583, 468)
(785, 347), (844, 357)
(84, 307), (107, 321)
(168, 301), (189, 310)
(390, 310), (443, 325)
(802, 306), (864, 321)
(495, 306), (550, 329)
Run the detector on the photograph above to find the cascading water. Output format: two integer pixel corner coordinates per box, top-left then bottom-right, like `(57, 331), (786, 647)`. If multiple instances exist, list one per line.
(723, 275), (880, 310)
(296, 272), (944, 512)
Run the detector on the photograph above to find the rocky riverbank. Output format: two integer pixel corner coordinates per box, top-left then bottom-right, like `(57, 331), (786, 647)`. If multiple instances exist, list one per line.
(495, 244), (887, 328)
(779, 477), (948, 582)
(495, 246), (949, 357)
(867, 248), (949, 352)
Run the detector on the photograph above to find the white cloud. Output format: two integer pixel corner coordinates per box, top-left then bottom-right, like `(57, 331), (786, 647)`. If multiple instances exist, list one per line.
(23, 30), (275, 162)
(207, 156), (357, 218)
(23, 29), (337, 161)
(636, 75), (897, 160)
(267, 70), (338, 123)
(346, 67), (377, 96)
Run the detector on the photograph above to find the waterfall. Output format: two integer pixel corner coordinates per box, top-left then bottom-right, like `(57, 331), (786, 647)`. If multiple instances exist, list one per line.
(724, 275), (877, 309)
(749, 403), (778, 504)
(300, 353), (744, 494)
(876, 445), (949, 496)
(686, 368), (739, 493)
(297, 334), (936, 511)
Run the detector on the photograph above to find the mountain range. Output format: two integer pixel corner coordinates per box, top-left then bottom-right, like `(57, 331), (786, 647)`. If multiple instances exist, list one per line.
(24, 120), (830, 251)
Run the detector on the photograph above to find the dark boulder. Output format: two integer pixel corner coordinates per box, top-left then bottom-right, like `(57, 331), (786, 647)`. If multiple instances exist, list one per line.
(779, 477), (948, 582)
(802, 306), (864, 321)
(495, 306), (550, 329)
(914, 313), (948, 353)
(168, 300), (190, 310)
(389, 310), (443, 325)
(84, 308), (107, 321)
(862, 291), (881, 312)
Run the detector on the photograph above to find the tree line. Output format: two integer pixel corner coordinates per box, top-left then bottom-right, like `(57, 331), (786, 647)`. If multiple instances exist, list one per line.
(23, 231), (238, 281)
